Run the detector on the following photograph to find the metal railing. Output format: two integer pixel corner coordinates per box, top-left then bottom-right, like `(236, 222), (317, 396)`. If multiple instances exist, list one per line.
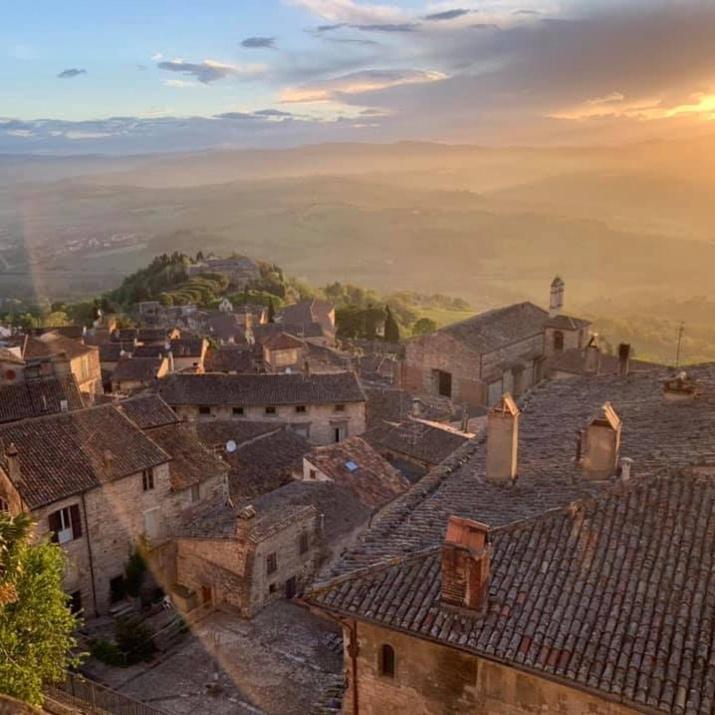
(50, 672), (168, 715)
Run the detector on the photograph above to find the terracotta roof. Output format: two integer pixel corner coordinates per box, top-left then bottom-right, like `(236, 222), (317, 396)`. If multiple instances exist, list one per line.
(543, 314), (592, 330)
(307, 472), (715, 715)
(144, 422), (228, 491)
(157, 371), (365, 407)
(23, 333), (96, 361)
(332, 363), (715, 576)
(118, 394), (178, 429)
(112, 356), (166, 383)
(434, 302), (549, 354)
(279, 299), (334, 332)
(0, 376), (84, 425)
(204, 346), (254, 373)
(0, 404), (169, 508)
(305, 436), (409, 509)
(363, 417), (472, 467)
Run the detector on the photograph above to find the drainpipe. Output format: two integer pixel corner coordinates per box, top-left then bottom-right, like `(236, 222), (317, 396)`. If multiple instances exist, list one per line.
(347, 618), (359, 715)
(81, 492), (99, 616)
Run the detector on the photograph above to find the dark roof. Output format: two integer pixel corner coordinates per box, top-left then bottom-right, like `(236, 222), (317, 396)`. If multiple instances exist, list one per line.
(137, 328), (173, 343)
(546, 347), (661, 377)
(205, 312), (247, 343)
(543, 314), (591, 330)
(332, 363), (715, 576)
(364, 387), (456, 429)
(279, 299), (334, 331)
(193, 419), (278, 449)
(98, 342), (125, 363)
(118, 394), (178, 429)
(305, 436), (409, 509)
(0, 404), (169, 508)
(157, 371), (365, 407)
(432, 302), (549, 354)
(168, 337), (205, 358)
(144, 422), (228, 491)
(263, 332), (305, 351)
(204, 346), (254, 373)
(363, 418), (472, 467)
(131, 344), (168, 358)
(112, 356), (165, 383)
(307, 472), (715, 715)
(31, 325), (86, 340)
(0, 376), (84, 425)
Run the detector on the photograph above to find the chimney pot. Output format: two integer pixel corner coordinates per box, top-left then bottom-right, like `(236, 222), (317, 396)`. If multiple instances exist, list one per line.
(486, 393), (519, 481)
(620, 456), (633, 482)
(441, 516), (491, 614)
(618, 343), (631, 377)
(580, 402), (622, 480)
(5, 442), (22, 486)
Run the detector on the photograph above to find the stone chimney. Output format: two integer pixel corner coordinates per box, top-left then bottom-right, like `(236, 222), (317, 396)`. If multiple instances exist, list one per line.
(549, 276), (565, 318)
(662, 372), (697, 402)
(486, 393), (519, 481)
(5, 442), (22, 487)
(441, 516), (491, 614)
(584, 335), (601, 374)
(618, 343), (631, 377)
(411, 397), (421, 418)
(580, 402), (622, 480)
(619, 456), (633, 482)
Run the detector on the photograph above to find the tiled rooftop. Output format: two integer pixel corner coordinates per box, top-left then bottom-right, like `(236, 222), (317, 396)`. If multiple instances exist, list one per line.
(333, 364), (715, 575)
(0, 376), (84, 425)
(307, 471), (715, 715)
(118, 393), (179, 430)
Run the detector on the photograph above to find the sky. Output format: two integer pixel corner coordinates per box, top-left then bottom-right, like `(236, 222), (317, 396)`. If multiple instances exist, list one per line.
(1, 0), (715, 153)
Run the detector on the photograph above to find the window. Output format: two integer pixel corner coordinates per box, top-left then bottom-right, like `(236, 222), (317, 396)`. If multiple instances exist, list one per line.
(143, 507), (160, 540)
(299, 532), (309, 554)
(48, 505), (82, 544)
(309, 469), (317, 480)
(233, 406), (244, 416)
(553, 330), (565, 352)
(435, 370), (452, 398)
(190, 484), (200, 503)
(269, 583), (276, 594)
(265, 406), (276, 415)
(266, 552), (277, 575)
(109, 575), (125, 603)
(334, 404), (345, 412)
(142, 468), (154, 491)
(295, 405), (306, 413)
(198, 405), (211, 416)
(379, 644), (396, 678)
(334, 425), (347, 443)
(0, 496), (8, 513)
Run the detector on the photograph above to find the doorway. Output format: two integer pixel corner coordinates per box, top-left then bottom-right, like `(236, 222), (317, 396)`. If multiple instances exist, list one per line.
(285, 577), (297, 600)
(436, 370), (452, 398)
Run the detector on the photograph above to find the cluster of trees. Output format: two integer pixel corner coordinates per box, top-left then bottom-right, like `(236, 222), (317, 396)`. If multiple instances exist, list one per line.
(0, 513), (79, 707)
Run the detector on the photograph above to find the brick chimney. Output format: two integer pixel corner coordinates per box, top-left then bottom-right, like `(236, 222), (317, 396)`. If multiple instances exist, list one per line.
(662, 372), (697, 402)
(441, 516), (491, 614)
(580, 402), (622, 480)
(618, 343), (631, 377)
(5, 442), (22, 487)
(486, 393), (519, 481)
(549, 276), (565, 318)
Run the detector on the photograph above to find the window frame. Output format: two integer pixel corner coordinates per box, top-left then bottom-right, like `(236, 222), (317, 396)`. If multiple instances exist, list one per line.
(334, 403), (346, 413)
(198, 405), (211, 416)
(49, 504), (82, 544)
(232, 406), (244, 416)
(265, 405), (277, 415)
(266, 552), (278, 575)
(379, 643), (396, 678)
(142, 468), (155, 492)
(295, 404), (307, 414)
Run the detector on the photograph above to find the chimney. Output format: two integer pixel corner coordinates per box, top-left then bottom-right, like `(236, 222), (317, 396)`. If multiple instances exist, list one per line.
(486, 393), (519, 481)
(618, 343), (631, 377)
(411, 397), (421, 418)
(662, 371), (697, 402)
(167, 350), (175, 374)
(584, 335), (601, 374)
(5, 442), (22, 486)
(549, 275), (565, 318)
(580, 402), (622, 480)
(619, 456), (633, 482)
(441, 516), (491, 614)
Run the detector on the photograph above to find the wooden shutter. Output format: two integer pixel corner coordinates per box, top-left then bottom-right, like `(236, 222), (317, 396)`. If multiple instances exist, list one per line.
(70, 504), (82, 539)
(48, 511), (61, 543)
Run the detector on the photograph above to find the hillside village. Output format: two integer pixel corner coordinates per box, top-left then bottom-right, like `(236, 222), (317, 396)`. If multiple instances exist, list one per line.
(2, 253), (715, 715)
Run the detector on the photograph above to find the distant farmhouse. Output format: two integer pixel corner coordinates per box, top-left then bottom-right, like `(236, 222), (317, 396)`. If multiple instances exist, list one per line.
(186, 255), (260, 288)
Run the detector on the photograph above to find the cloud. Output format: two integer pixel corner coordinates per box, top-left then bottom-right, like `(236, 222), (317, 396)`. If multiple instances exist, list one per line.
(313, 20), (417, 32)
(280, 68), (447, 103)
(163, 79), (199, 88)
(157, 59), (264, 83)
(423, 9), (470, 22)
(254, 108), (294, 117)
(287, 0), (407, 24)
(57, 68), (86, 79)
(241, 36), (276, 49)
(151, 52), (164, 61)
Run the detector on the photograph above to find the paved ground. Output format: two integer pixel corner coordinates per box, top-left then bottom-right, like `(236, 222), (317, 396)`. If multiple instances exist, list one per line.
(88, 602), (343, 714)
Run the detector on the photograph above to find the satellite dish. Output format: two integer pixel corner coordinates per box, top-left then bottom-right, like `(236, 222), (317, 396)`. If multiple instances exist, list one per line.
(226, 440), (237, 453)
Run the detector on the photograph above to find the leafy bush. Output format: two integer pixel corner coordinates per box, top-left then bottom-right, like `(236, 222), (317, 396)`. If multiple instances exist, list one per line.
(115, 618), (155, 664)
(124, 549), (146, 598)
(91, 639), (125, 667)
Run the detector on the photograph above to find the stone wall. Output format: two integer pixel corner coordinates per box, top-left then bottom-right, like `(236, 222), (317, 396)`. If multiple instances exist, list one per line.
(173, 401), (366, 445)
(342, 621), (643, 715)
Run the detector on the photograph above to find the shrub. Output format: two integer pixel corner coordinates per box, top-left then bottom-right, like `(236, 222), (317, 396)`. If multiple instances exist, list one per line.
(115, 618), (155, 664)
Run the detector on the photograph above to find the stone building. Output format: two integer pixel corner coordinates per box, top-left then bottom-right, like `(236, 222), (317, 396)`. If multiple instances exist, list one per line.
(186, 255), (260, 287)
(110, 355), (170, 394)
(173, 496), (321, 617)
(157, 371), (366, 444)
(262, 332), (305, 372)
(0, 345), (25, 385)
(402, 278), (590, 407)
(306, 470), (715, 715)
(0, 404), (171, 615)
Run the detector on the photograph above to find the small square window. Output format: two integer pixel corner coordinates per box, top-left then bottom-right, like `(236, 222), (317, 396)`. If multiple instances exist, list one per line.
(233, 406), (244, 416)
(334, 404), (345, 412)
(142, 468), (154, 491)
(267, 552), (277, 575)
(295, 405), (306, 413)
(265, 406), (276, 415)
(198, 406), (211, 416)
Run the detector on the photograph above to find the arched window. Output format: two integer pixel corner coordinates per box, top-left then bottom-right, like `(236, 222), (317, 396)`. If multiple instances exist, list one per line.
(379, 643), (396, 678)
(553, 330), (564, 352)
